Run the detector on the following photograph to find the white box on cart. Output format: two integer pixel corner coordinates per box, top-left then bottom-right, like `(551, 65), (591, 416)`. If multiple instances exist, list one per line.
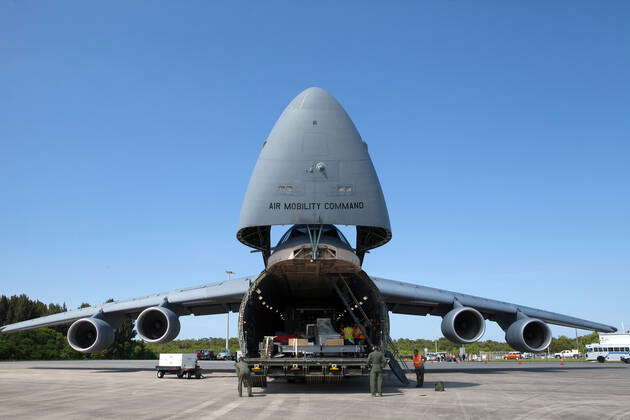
(158, 353), (197, 369)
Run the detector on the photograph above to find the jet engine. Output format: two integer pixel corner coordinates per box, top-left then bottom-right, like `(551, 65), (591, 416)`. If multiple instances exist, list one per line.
(136, 306), (180, 343)
(505, 317), (552, 352)
(441, 306), (486, 344)
(67, 317), (115, 353)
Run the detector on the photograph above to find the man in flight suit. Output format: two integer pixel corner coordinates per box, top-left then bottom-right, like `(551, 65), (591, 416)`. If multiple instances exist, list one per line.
(367, 345), (387, 397)
(412, 349), (425, 387)
(235, 357), (253, 397)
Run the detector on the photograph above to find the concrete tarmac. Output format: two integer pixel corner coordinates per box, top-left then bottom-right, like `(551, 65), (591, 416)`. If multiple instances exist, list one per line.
(0, 360), (628, 419)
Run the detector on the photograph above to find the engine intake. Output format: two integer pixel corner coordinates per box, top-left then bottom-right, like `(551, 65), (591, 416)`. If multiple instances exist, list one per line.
(505, 317), (552, 352)
(136, 306), (180, 343)
(441, 306), (486, 344)
(67, 317), (115, 353)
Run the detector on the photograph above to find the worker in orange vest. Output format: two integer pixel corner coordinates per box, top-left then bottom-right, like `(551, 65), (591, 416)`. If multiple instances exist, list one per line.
(353, 324), (366, 346)
(342, 325), (355, 345)
(413, 349), (425, 387)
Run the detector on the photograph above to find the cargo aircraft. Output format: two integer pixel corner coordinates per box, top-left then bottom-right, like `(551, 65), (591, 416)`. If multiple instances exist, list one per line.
(1, 88), (616, 384)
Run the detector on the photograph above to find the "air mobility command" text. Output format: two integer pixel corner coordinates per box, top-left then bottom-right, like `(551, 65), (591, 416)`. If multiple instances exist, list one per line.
(268, 202), (365, 210)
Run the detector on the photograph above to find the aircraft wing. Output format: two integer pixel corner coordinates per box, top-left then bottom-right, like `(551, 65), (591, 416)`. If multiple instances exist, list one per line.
(0, 276), (252, 333)
(371, 276), (617, 332)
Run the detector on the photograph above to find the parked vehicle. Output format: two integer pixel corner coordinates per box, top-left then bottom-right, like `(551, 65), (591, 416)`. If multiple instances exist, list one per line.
(503, 352), (522, 360)
(554, 349), (579, 359)
(586, 333), (630, 362)
(156, 353), (201, 379)
(195, 349), (215, 360)
(425, 353), (440, 361)
(216, 349), (233, 360)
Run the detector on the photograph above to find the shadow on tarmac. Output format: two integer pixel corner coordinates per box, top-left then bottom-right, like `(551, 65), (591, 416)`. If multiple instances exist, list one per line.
(27, 365), (485, 391)
(30, 363), (624, 378)
(421, 381), (479, 389)
(263, 376), (479, 394)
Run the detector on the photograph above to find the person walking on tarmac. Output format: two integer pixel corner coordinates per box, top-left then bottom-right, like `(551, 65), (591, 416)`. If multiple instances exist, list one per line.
(235, 357), (253, 397)
(367, 345), (388, 397)
(413, 349), (425, 387)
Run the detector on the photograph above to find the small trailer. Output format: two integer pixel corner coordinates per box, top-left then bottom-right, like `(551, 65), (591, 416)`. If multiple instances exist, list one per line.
(156, 353), (201, 379)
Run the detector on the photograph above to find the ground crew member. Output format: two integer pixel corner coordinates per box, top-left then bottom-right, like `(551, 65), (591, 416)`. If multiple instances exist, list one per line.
(234, 357), (253, 397)
(413, 349), (425, 387)
(367, 345), (387, 397)
(343, 325), (355, 345)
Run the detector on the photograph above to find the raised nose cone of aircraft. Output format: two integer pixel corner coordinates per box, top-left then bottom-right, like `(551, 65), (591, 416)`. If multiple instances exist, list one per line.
(263, 87), (364, 160)
(287, 87), (344, 110)
(238, 87), (391, 256)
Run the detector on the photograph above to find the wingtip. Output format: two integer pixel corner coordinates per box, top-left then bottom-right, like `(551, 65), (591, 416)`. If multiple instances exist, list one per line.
(600, 325), (618, 333)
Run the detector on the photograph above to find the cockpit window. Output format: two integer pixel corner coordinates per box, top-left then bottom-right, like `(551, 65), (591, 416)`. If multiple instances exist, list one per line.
(277, 224), (351, 247)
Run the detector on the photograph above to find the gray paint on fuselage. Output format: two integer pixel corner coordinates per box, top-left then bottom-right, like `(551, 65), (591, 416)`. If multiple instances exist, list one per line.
(238, 87), (391, 238)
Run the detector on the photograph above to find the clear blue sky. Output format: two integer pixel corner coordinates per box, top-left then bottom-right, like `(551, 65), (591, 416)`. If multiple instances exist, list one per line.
(2, 1), (629, 342)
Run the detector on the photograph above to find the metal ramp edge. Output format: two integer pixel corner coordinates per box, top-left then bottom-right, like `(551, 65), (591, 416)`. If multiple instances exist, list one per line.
(384, 350), (410, 385)
(332, 274), (410, 386)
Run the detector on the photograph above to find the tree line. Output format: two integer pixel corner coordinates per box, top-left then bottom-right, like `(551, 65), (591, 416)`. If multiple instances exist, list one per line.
(393, 332), (600, 356)
(1, 294), (602, 360)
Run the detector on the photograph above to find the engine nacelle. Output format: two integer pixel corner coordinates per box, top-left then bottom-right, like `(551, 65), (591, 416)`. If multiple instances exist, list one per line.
(505, 317), (552, 352)
(441, 306), (486, 344)
(67, 317), (115, 353)
(136, 306), (180, 343)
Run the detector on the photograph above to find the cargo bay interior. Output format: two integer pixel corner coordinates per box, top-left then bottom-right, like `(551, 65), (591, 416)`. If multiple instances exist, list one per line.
(238, 270), (388, 357)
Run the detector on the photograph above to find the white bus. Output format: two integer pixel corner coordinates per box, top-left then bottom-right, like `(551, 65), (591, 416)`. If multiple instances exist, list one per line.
(585, 333), (630, 363)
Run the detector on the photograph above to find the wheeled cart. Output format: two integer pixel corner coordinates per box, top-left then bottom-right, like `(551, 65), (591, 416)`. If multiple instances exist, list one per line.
(156, 353), (202, 379)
